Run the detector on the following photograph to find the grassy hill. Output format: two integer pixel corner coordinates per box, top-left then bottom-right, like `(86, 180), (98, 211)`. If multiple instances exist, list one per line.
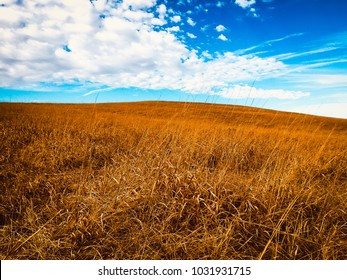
(1, 101), (346, 259)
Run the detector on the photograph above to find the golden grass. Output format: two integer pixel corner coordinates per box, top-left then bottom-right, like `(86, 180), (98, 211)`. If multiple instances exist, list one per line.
(0, 101), (346, 259)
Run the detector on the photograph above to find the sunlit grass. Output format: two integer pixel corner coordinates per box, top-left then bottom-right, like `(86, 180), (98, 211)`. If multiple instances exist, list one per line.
(0, 101), (346, 259)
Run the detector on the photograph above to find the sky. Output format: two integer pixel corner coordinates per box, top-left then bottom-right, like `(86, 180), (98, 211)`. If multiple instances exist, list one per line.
(0, 0), (347, 118)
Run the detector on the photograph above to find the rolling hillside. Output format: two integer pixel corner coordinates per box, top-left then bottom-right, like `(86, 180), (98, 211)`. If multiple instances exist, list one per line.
(1, 101), (346, 259)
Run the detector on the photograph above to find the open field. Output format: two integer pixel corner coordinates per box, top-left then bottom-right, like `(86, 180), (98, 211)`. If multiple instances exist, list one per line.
(1, 101), (347, 259)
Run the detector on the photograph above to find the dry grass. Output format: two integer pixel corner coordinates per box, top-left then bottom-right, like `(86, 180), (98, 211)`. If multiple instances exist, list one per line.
(0, 101), (347, 260)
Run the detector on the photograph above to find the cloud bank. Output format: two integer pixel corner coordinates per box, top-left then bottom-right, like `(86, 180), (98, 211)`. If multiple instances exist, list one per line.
(0, 0), (307, 100)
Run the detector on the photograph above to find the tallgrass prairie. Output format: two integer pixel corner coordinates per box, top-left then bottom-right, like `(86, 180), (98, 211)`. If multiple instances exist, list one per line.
(1, 101), (346, 259)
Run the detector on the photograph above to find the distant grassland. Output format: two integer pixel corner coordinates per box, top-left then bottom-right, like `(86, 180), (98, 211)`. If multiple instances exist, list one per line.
(0, 101), (347, 259)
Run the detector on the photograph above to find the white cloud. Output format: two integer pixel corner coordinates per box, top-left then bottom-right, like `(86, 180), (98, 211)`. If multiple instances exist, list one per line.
(151, 17), (166, 25)
(201, 51), (213, 59)
(218, 85), (310, 99)
(234, 0), (258, 17)
(0, 0), (299, 101)
(171, 15), (181, 23)
(187, 17), (196, 26)
(157, 4), (167, 19)
(216, 24), (226, 32)
(167, 26), (180, 32)
(218, 34), (228, 41)
(187, 32), (197, 39)
(175, 53), (286, 94)
(235, 0), (256, 9)
(249, 8), (259, 17)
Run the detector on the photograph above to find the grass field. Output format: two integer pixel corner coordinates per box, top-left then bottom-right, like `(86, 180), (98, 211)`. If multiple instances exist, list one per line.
(1, 101), (347, 259)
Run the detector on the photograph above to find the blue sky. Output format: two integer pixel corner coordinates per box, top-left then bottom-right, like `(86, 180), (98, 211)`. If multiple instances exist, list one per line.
(0, 0), (346, 118)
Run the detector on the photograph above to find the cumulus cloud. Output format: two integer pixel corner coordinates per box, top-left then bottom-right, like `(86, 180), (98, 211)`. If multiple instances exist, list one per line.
(167, 26), (180, 32)
(170, 15), (181, 23)
(234, 0), (258, 17)
(235, 0), (256, 9)
(187, 17), (196, 26)
(157, 4), (167, 19)
(187, 32), (197, 39)
(0, 0), (304, 100)
(216, 24), (226, 32)
(218, 34), (228, 41)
